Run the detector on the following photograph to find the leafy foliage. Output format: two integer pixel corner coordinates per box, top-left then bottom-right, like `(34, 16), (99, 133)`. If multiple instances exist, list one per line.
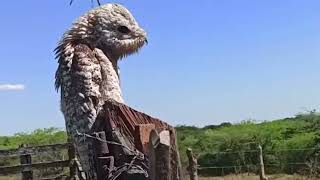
(176, 112), (320, 176)
(0, 127), (67, 150)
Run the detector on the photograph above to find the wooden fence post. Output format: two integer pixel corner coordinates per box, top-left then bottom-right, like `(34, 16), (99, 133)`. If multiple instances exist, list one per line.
(134, 124), (155, 154)
(93, 131), (109, 180)
(19, 144), (32, 180)
(258, 144), (268, 180)
(149, 130), (171, 180)
(186, 148), (198, 180)
(68, 142), (77, 178)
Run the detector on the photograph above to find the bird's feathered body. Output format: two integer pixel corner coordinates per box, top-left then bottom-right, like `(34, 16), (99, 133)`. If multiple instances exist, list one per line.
(55, 4), (147, 179)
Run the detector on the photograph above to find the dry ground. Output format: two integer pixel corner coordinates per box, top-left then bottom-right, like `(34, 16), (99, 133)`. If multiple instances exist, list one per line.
(0, 174), (68, 180)
(0, 175), (19, 180)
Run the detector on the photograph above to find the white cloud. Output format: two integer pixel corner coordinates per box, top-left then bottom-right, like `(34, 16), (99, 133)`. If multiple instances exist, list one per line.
(0, 84), (25, 91)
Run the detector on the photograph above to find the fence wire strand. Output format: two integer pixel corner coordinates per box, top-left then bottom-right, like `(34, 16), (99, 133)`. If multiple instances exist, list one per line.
(75, 130), (149, 180)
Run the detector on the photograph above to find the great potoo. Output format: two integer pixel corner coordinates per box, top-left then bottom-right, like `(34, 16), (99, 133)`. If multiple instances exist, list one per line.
(54, 4), (147, 179)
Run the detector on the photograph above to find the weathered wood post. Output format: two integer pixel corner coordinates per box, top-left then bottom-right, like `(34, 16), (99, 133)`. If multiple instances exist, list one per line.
(186, 148), (198, 180)
(149, 130), (171, 180)
(68, 140), (86, 180)
(19, 144), (32, 180)
(93, 131), (110, 180)
(258, 144), (268, 180)
(134, 124), (156, 154)
(68, 142), (77, 178)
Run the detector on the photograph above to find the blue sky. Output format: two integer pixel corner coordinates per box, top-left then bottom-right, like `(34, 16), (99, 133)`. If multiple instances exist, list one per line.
(0, 0), (319, 135)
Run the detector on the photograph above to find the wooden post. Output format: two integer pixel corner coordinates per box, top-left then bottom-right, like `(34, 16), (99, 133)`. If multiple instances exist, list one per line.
(186, 148), (198, 180)
(258, 144), (268, 180)
(149, 130), (171, 180)
(134, 124), (155, 154)
(92, 131), (109, 180)
(68, 142), (77, 178)
(149, 130), (157, 180)
(19, 144), (32, 180)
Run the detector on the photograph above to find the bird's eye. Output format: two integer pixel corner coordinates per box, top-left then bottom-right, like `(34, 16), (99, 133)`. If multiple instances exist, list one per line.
(117, 26), (131, 34)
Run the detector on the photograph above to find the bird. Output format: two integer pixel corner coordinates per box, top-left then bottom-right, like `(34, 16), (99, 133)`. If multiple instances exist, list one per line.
(54, 4), (147, 179)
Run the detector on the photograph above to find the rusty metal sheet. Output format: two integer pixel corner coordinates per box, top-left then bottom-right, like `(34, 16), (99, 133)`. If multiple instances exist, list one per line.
(95, 100), (182, 180)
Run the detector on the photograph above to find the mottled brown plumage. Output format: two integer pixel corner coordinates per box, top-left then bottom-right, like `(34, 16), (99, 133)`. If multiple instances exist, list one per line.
(54, 4), (147, 179)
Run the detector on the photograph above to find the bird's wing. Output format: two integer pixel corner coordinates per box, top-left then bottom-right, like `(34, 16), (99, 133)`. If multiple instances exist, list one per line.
(56, 43), (102, 177)
(71, 44), (102, 99)
(68, 43), (102, 130)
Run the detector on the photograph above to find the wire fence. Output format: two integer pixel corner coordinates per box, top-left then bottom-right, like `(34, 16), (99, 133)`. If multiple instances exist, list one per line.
(193, 145), (320, 177)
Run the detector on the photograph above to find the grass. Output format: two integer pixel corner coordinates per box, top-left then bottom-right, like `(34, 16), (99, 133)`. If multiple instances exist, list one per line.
(0, 174), (19, 180)
(198, 174), (316, 180)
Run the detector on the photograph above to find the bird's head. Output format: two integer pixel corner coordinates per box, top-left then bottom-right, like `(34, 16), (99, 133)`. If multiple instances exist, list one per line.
(81, 4), (147, 60)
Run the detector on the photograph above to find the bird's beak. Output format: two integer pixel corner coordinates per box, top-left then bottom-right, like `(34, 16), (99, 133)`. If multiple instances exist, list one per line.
(145, 39), (148, 45)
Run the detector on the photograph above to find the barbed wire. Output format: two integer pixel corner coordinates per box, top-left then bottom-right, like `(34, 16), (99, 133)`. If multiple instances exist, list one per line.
(191, 145), (319, 175)
(198, 162), (310, 170)
(75, 130), (148, 180)
(194, 147), (320, 156)
(266, 147), (320, 152)
(76, 130), (145, 160)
